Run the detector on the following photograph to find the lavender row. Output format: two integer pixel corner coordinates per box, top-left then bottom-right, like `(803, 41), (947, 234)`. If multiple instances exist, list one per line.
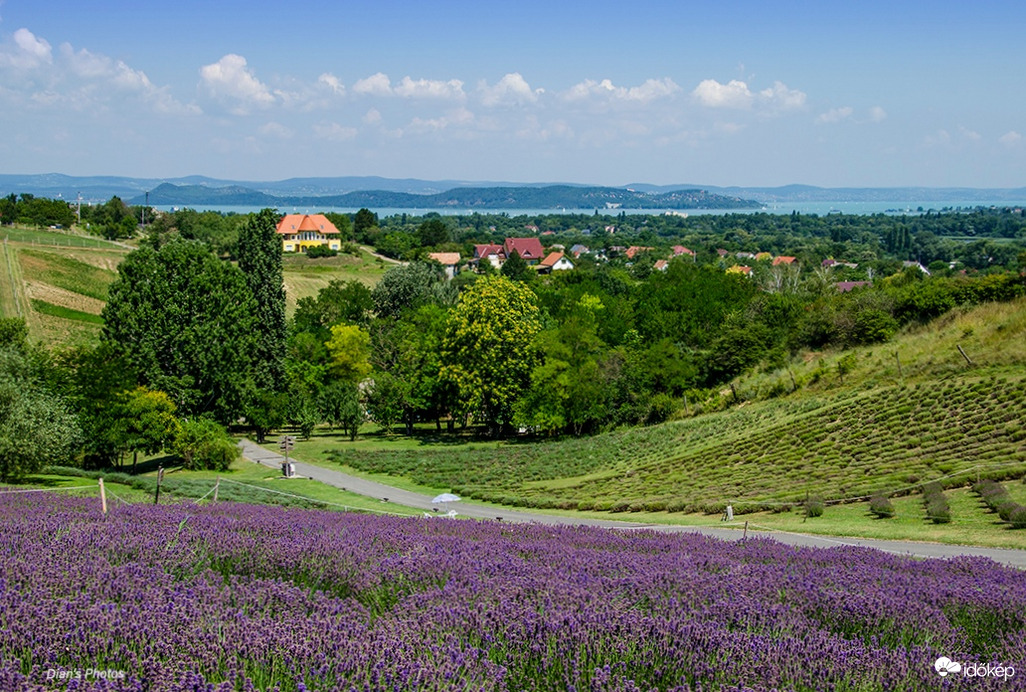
(0, 494), (1023, 691)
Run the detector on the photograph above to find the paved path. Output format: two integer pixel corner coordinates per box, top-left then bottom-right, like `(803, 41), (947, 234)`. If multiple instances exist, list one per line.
(239, 440), (1026, 568)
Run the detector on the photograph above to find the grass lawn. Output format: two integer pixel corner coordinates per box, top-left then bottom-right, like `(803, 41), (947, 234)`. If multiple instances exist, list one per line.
(9, 455), (423, 517)
(264, 425), (1026, 549)
(282, 250), (390, 315)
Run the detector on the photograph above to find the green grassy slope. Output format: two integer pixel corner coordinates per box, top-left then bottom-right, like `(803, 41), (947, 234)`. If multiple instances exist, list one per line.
(0, 225), (388, 344)
(326, 298), (1026, 515)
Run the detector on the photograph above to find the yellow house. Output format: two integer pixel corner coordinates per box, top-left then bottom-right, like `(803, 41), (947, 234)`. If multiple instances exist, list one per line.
(276, 214), (341, 253)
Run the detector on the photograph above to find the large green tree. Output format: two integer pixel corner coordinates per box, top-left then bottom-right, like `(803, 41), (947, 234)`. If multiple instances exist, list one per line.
(237, 209), (287, 392)
(101, 239), (259, 423)
(0, 345), (81, 481)
(441, 275), (541, 435)
(372, 261), (455, 320)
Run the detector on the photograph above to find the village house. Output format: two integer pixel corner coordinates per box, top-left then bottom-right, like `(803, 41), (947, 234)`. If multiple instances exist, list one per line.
(569, 244), (590, 258)
(835, 281), (872, 293)
(624, 246), (654, 260)
(653, 259), (669, 272)
(276, 214), (341, 253)
(503, 237), (545, 265)
(671, 245), (697, 259)
(538, 251), (575, 274)
(772, 256), (797, 266)
(471, 238), (547, 270)
(428, 252), (461, 279)
(726, 265), (753, 276)
(473, 243), (504, 269)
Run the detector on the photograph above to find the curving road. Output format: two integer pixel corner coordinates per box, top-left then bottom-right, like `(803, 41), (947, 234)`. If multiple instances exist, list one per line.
(239, 439), (1026, 568)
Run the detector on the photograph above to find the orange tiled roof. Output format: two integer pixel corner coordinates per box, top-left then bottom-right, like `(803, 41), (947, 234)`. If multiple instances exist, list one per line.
(772, 256), (797, 266)
(428, 252), (461, 266)
(276, 214), (340, 235)
(540, 251), (566, 267)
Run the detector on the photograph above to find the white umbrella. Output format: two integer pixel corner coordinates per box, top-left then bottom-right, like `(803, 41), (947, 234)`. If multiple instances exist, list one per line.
(431, 493), (461, 504)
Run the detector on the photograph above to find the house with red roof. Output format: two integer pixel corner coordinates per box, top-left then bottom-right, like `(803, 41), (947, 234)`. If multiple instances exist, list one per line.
(503, 237), (545, 265)
(772, 255), (797, 266)
(473, 244), (504, 269)
(671, 245), (697, 259)
(276, 214), (341, 253)
(624, 246), (654, 260)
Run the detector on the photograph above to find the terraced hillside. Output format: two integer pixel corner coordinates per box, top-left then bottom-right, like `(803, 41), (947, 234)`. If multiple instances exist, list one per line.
(0, 226), (391, 344)
(327, 298), (1026, 514)
(0, 228), (126, 344)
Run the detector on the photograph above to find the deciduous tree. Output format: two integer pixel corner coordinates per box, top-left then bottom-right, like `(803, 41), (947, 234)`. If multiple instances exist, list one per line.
(441, 276), (541, 435)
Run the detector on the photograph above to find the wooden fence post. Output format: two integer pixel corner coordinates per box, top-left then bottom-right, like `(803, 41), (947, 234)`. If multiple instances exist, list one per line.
(154, 466), (164, 505)
(213, 478), (220, 503)
(98, 478), (107, 516)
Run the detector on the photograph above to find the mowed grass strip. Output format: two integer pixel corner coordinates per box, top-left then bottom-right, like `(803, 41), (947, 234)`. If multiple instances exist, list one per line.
(30, 299), (104, 325)
(0, 226), (123, 249)
(19, 248), (117, 301)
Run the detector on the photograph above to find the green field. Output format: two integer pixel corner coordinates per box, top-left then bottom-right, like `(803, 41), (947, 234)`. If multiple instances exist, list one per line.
(260, 298), (1026, 547)
(281, 249), (392, 315)
(0, 231), (128, 345)
(19, 456), (423, 517)
(0, 225), (393, 343)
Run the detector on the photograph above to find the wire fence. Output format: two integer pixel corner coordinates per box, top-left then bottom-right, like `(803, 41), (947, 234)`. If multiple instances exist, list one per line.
(0, 476), (412, 517)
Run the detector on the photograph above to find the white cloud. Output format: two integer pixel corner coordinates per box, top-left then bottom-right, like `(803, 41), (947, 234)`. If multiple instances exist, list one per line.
(626, 78), (680, 102)
(566, 77), (680, 104)
(62, 44), (153, 92)
(363, 108), (382, 125)
(816, 106), (853, 124)
(999, 130), (1022, 146)
(924, 129), (951, 147)
(317, 73), (345, 95)
(0, 27), (52, 70)
(479, 72), (540, 107)
(394, 76), (465, 100)
(868, 106), (887, 122)
(353, 72), (393, 96)
(406, 106), (475, 133)
(959, 125), (981, 141)
(260, 121), (294, 139)
(759, 81), (806, 111)
(199, 54), (275, 114)
(313, 122), (357, 142)
(516, 115), (573, 141)
(692, 79), (753, 109)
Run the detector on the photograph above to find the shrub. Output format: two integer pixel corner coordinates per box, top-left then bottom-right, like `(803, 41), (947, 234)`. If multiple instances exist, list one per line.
(305, 244), (338, 258)
(174, 419), (238, 471)
(805, 497), (825, 518)
(869, 494), (895, 518)
(922, 482), (951, 524)
(610, 501), (632, 513)
(1010, 506), (1026, 529)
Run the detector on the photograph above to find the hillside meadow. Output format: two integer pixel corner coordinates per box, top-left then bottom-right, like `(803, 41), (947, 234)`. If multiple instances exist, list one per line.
(0, 225), (389, 343)
(277, 298), (1026, 546)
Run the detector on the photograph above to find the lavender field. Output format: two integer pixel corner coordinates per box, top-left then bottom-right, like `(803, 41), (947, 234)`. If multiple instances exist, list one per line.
(1, 494), (1023, 691)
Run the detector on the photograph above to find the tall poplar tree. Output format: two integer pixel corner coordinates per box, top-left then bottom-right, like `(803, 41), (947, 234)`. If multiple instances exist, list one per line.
(237, 208), (287, 392)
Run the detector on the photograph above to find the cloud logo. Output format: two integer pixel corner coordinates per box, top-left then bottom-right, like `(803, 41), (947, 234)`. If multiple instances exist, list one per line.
(935, 657), (962, 677)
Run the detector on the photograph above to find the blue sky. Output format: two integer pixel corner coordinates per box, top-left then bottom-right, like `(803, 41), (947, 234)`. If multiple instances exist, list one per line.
(1, 0), (1023, 187)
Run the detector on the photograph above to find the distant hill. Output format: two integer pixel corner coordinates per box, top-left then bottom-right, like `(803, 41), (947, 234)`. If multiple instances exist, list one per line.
(3, 173), (1026, 208)
(129, 183), (759, 210)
